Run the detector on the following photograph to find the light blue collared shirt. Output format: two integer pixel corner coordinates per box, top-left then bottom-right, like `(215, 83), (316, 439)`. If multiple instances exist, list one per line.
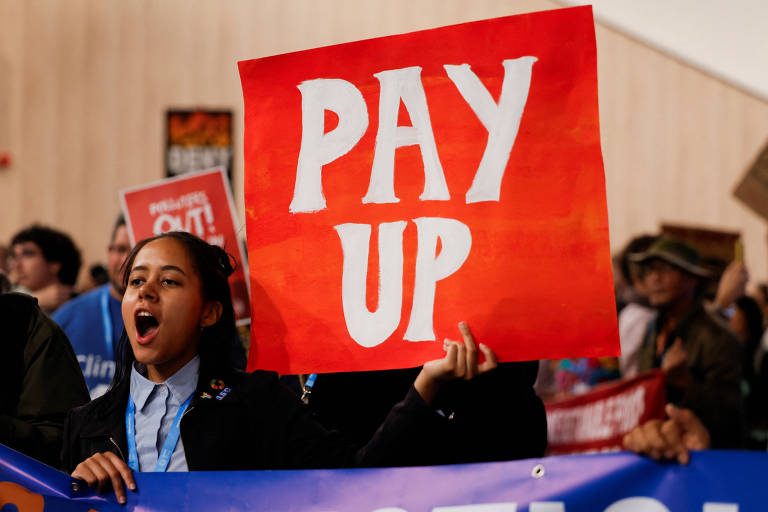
(129, 356), (199, 472)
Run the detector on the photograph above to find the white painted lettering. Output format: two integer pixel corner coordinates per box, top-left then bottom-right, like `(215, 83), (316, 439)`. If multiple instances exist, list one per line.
(703, 504), (738, 512)
(604, 497), (670, 512)
(530, 503), (565, 512)
(334, 221), (407, 347)
(291, 79), (369, 213)
(404, 217), (472, 341)
(153, 213), (183, 234)
(364, 66), (449, 205)
(444, 57), (537, 203)
(433, 504), (516, 512)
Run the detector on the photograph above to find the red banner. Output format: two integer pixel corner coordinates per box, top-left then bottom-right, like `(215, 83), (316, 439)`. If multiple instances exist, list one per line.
(120, 168), (250, 324)
(545, 370), (667, 455)
(239, 6), (618, 374)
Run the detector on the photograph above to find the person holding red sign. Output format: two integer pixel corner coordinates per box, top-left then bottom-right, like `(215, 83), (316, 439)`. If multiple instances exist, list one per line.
(62, 232), (499, 505)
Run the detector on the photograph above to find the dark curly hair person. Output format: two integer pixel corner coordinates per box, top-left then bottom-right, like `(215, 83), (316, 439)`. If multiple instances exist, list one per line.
(10, 224), (82, 312)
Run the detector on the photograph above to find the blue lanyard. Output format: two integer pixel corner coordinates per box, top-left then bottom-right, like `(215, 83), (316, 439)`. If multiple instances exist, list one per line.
(100, 287), (114, 357)
(125, 394), (193, 472)
(300, 373), (317, 404)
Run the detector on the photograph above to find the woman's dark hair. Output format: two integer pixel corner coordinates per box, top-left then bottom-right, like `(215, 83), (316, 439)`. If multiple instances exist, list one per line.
(106, 231), (237, 396)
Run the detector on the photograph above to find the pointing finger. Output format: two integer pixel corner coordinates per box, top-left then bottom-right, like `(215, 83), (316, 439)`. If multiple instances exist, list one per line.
(459, 322), (478, 378)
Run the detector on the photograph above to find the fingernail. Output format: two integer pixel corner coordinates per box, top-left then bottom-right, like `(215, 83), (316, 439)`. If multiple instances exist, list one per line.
(129, 483), (136, 491)
(458, 321), (467, 330)
(119, 496), (126, 504)
(479, 343), (487, 349)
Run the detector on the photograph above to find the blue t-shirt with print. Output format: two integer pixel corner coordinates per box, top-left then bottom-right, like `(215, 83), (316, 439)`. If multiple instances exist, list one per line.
(53, 284), (123, 398)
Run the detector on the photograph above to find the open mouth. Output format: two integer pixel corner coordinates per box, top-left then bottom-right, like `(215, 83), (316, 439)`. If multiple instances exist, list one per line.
(135, 311), (159, 342)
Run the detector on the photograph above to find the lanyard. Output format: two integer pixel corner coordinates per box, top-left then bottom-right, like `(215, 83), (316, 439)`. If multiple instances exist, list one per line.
(100, 287), (114, 357)
(125, 393), (193, 472)
(300, 373), (317, 404)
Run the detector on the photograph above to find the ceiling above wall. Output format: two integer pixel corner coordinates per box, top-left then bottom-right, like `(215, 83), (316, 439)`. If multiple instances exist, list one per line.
(561, 0), (768, 102)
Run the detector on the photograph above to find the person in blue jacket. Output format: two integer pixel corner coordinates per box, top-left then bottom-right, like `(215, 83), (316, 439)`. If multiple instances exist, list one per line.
(54, 216), (131, 397)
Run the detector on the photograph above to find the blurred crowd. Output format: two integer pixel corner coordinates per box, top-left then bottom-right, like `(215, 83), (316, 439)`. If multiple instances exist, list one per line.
(537, 232), (768, 455)
(1, 219), (767, 481)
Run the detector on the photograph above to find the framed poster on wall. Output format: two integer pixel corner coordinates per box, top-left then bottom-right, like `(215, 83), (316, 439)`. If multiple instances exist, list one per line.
(166, 109), (233, 182)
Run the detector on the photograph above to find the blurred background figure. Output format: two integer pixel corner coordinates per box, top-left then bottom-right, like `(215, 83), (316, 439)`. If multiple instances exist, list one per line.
(616, 234), (659, 378)
(80, 263), (110, 293)
(0, 272), (10, 294)
(9, 225), (82, 314)
(0, 245), (11, 276)
(729, 295), (768, 448)
(52, 215), (131, 398)
(1, 291), (90, 468)
(631, 237), (743, 448)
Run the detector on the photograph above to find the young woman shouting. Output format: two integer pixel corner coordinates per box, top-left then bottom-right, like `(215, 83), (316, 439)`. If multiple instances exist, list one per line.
(62, 232), (497, 504)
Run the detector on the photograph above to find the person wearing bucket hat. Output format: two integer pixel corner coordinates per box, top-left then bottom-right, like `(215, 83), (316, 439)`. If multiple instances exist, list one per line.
(630, 237), (743, 449)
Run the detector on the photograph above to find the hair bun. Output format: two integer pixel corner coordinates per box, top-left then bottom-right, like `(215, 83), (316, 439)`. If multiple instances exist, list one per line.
(212, 245), (236, 278)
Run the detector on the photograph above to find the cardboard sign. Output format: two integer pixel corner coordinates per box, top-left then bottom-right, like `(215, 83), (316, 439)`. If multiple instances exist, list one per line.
(239, 6), (618, 374)
(166, 110), (233, 181)
(120, 168), (250, 325)
(545, 370), (667, 455)
(734, 139), (768, 222)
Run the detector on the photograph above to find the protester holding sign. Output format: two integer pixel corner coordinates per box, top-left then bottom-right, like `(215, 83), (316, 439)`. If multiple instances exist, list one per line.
(53, 215), (131, 398)
(62, 232), (499, 504)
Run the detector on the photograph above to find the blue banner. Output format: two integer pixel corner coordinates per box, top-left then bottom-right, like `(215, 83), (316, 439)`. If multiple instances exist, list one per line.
(0, 443), (764, 511)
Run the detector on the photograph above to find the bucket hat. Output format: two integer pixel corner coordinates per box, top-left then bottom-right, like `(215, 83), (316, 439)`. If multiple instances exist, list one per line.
(628, 237), (712, 278)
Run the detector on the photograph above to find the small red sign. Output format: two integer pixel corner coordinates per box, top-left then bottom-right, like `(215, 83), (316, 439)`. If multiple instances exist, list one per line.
(545, 371), (667, 455)
(120, 168), (250, 325)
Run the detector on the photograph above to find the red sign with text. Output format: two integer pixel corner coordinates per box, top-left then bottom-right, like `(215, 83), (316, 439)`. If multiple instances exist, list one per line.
(120, 168), (250, 325)
(239, 6), (618, 374)
(545, 371), (667, 455)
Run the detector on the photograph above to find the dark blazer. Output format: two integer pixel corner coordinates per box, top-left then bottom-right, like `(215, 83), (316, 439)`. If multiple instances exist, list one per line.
(1, 293), (90, 469)
(62, 365), (442, 473)
(308, 361), (548, 464)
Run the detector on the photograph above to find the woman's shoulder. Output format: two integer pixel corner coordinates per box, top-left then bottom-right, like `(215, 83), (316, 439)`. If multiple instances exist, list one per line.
(67, 385), (128, 429)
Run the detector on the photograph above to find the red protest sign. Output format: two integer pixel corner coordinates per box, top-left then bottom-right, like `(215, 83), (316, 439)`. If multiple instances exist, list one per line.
(120, 168), (250, 325)
(239, 6), (618, 374)
(545, 370), (667, 455)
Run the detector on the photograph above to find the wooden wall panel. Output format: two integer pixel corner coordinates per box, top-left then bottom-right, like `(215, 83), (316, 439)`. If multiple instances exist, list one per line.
(1, 0), (767, 288)
(594, 21), (768, 280)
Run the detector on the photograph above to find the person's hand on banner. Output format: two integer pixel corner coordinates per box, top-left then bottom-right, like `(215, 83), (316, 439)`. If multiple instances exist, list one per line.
(414, 322), (498, 404)
(622, 404), (710, 464)
(72, 452), (136, 505)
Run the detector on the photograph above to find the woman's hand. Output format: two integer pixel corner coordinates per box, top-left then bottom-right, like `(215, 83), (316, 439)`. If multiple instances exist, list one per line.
(414, 321), (498, 404)
(72, 452), (136, 505)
